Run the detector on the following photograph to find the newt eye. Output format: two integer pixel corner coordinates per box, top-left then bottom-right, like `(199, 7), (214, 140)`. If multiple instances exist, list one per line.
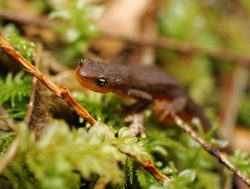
(96, 77), (107, 86)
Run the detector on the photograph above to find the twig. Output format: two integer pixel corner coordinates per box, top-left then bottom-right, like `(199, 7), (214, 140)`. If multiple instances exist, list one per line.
(1, 8), (250, 66)
(114, 145), (170, 184)
(173, 115), (250, 187)
(93, 177), (108, 189)
(0, 137), (19, 174)
(0, 35), (96, 125)
(221, 65), (249, 140)
(0, 35), (168, 184)
(103, 32), (250, 66)
(0, 8), (53, 28)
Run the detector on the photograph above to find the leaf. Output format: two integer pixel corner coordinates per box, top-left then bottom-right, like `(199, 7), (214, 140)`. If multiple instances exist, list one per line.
(47, 0), (101, 62)
(2, 121), (130, 188)
(0, 72), (32, 118)
(229, 150), (250, 177)
(7, 34), (36, 61)
(177, 169), (196, 184)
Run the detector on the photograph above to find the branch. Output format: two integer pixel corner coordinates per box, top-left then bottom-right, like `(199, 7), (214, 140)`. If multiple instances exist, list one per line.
(114, 145), (170, 184)
(0, 35), (96, 125)
(172, 115), (250, 187)
(0, 35), (168, 184)
(0, 8), (53, 28)
(102, 32), (250, 66)
(0, 137), (19, 174)
(221, 65), (249, 140)
(1, 8), (250, 66)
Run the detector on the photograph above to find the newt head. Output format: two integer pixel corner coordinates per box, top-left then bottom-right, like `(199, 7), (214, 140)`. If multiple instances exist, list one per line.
(76, 58), (127, 94)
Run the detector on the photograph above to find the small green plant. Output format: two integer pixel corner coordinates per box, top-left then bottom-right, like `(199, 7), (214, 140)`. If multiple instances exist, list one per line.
(229, 150), (250, 177)
(1, 0), (250, 188)
(7, 35), (36, 61)
(48, 0), (102, 63)
(238, 96), (250, 128)
(0, 120), (151, 189)
(0, 72), (32, 118)
(0, 132), (15, 155)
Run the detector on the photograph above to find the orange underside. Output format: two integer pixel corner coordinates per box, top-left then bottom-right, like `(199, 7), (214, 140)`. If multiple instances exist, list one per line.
(76, 72), (132, 99)
(76, 72), (193, 124)
(75, 72), (110, 93)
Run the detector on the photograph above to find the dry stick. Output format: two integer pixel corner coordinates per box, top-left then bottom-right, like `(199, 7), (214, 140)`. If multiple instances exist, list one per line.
(0, 34), (249, 186)
(221, 65), (249, 141)
(0, 35), (248, 186)
(0, 137), (19, 174)
(103, 33), (250, 66)
(0, 35), (96, 125)
(1, 8), (250, 65)
(115, 145), (169, 184)
(0, 35), (169, 184)
(173, 115), (250, 187)
(1, 8), (249, 185)
(0, 8), (53, 28)
(93, 177), (108, 189)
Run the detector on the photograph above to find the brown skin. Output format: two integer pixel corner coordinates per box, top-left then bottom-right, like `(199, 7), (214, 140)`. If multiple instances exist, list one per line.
(76, 58), (212, 130)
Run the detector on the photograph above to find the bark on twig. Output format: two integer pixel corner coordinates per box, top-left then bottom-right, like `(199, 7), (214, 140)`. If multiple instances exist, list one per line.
(173, 115), (250, 187)
(221, 65), (249, 140)
(24, 78), (52, 139)
(0, 137), (19, 174)
(103, 33), (250, 66)
(1, 8), (250, 66)
(0, 35), (168, 184)
(0, 35), (96, 125)
(0, 8), (53, 28)
(24, 45), (53, 139)
(115, 145), (170, 184)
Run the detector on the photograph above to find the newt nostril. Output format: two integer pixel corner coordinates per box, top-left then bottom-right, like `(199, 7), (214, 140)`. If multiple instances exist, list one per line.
(82, 58), (91, 65)
(77, 58), (93, 78)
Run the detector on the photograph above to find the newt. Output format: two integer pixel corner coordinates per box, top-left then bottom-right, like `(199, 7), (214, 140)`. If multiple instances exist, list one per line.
(76, 58), (212, 131)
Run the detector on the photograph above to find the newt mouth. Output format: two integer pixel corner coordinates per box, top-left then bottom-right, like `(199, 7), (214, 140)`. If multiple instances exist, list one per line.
(75, 70), (110, 93)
